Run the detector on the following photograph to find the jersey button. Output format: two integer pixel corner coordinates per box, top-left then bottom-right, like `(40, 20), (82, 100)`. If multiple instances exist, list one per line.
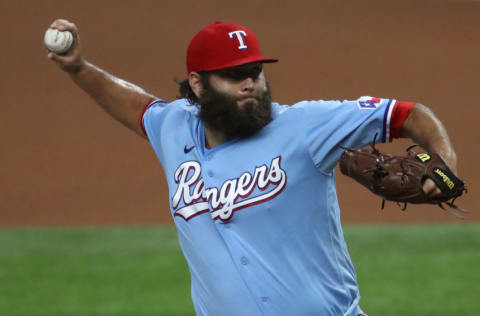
(261, 297), (269, 303)
(207, 170), (214, 177)
(240, 257), (248, 265)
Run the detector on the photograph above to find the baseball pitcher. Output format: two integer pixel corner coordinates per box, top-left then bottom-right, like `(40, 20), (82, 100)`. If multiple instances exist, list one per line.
(46, 19), (464, 316)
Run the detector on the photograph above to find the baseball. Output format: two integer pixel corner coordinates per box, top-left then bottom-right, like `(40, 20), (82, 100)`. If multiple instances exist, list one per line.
(44, 28), (73, 54)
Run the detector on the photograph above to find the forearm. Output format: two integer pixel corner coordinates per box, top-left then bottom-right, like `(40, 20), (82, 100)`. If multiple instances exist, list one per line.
(46, 19), (156, 138)
(401, 103), (457, 172)
(70, 61), (155, 137)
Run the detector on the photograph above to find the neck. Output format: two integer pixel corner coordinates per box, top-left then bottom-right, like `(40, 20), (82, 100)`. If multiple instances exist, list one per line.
(204, 125), (228, 149)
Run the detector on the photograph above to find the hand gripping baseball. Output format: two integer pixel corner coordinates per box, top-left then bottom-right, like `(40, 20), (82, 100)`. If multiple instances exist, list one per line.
(339, 135), (468, 219)
(45, 19), (84, 73)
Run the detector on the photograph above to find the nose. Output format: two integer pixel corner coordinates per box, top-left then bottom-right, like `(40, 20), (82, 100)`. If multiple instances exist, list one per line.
(240, 77), (255, 93)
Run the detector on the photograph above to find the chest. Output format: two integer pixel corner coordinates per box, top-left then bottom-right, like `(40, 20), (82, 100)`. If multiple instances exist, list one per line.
(165, 122), (315, 223)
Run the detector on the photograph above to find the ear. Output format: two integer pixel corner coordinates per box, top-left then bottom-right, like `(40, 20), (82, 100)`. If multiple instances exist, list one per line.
(188, 72), (204, 98)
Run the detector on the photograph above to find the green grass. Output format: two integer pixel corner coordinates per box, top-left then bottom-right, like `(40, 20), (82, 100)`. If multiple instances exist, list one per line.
(0, 224), (479, 316)
(0, 227), (194, 316)
(345, 224), (480, 316)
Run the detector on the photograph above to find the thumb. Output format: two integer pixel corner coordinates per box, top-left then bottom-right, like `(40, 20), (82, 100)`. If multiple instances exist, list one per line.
(47, 50), (82, 73)
(47, 51), (57, 60)
(47, 51), (67, 69)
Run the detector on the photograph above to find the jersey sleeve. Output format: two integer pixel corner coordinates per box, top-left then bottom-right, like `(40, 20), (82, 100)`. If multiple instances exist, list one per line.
(300, 96), (396, 174)
(389, 101), (416, 139)
(141, 99), (169, 139)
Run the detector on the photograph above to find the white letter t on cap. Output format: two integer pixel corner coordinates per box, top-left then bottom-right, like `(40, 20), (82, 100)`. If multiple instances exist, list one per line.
(228, 30), (248, 50)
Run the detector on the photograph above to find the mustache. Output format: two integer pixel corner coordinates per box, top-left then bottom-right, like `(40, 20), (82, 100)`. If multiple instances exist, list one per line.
(236, 93), (264, 102)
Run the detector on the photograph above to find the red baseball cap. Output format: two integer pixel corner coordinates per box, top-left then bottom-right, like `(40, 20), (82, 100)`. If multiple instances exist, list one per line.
(186, 22), (278, 73)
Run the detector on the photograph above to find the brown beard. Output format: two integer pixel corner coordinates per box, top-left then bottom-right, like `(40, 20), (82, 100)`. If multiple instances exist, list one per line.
(198, 81), (273, 140)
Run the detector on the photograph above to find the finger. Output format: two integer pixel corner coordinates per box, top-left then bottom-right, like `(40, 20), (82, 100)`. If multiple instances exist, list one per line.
(50, 19), (71, 29)
(51, 19), (77, 32)
(422, 179), (442, 197)
(422, 178), (435, 195)
(49, 20), (79, 42)
(428, 187), (442, 197)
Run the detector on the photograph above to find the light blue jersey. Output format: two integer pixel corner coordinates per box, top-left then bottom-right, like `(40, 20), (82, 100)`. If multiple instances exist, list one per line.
(143, 96), (396, 316)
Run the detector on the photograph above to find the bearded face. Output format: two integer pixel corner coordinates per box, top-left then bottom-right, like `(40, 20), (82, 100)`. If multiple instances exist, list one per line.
(197, 64), (273, 140)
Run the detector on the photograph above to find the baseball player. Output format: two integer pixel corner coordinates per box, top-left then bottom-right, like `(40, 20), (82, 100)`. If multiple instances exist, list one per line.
(47, 19), (458, 316)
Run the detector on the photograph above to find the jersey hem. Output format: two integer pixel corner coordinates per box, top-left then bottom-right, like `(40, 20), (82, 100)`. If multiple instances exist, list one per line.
(343, 294), (361, 316)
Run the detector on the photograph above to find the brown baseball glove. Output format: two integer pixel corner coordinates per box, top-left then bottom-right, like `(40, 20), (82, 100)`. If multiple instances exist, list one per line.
(339, 135), (467, 219)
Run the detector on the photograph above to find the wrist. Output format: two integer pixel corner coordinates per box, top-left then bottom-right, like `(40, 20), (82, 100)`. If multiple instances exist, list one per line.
(66, 58), (86, 76)
(438, 150), (457, 174)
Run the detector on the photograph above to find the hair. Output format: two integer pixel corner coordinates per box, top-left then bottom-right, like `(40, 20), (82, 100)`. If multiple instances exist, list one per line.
(176, 72), (211, 105)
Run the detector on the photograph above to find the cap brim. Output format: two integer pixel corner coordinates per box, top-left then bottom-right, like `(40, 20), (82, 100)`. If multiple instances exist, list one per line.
(201, 56), (278, 72)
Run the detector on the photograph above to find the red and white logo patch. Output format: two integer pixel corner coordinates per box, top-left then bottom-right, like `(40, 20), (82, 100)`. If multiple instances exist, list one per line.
(357, 96), (382, 109)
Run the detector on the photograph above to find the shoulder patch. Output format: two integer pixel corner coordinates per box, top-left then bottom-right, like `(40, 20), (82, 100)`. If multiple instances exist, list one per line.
(357, 96), (382, 110)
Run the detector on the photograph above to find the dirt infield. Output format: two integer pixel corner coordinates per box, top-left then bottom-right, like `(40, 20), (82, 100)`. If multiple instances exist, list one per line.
(1, 0), (478, 227)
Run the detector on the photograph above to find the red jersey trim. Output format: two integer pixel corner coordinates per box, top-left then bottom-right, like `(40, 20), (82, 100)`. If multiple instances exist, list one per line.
(140, 99), (167, 137)
(390, 101), (416, 141)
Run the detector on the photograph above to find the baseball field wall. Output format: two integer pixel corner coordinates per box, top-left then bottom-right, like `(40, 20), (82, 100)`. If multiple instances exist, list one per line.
(1, 0), (478, 226)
